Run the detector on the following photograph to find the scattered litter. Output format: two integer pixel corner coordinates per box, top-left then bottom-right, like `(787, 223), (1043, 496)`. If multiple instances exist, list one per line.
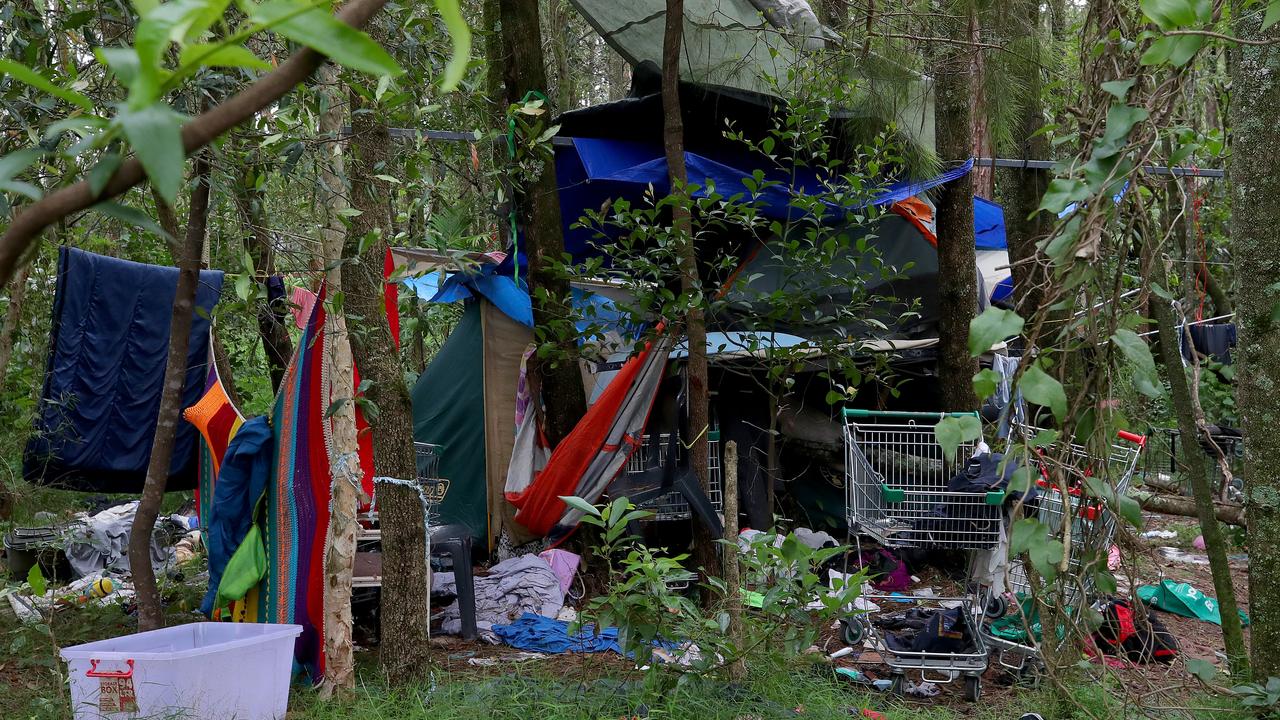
(6, 569), (134, 623)
(1141, 530), (1178, 540)
(1137, 579), (1251, 627)
(872, 679), (893, 691)
(854, 710), (887, 720)
(1193, 535), (1206, 550)
(904, 680), (941, 698)
(537, 549), (581, 594)
(1157, 546), (1209, 565)
(556, 606), (578, 623)
(1108, 544), (1121, 570)
(466, 652), (546, 666)
(64, 501), (177, 577)
(829, 646), (855, 660)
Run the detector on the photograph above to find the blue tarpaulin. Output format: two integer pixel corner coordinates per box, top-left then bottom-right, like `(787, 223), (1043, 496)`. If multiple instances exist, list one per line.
(499, 138), (1006, 275)
(24, 247), (225, 492)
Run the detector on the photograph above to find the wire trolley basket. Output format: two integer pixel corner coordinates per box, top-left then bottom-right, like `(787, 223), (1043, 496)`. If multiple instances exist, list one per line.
(844, 409), (1005, 550)
(980, 425), (1146, 671)
(624, 430), (723, 521)
(414, 442), (449, 506)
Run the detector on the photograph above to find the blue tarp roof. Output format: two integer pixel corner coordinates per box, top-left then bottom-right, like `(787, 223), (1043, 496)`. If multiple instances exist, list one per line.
(497, 139), (1006, 275)
(425, 139), (1011, 326)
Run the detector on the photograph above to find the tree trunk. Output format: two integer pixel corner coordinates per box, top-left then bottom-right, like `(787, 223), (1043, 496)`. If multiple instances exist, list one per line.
(150, 187), (184, 262)
(722, 441), (745, 680)
(499, 0), (587, 447)
(345, 86), (431, 684)
(662, 0), (716, 587)
(932, 2), (979, 412)
(1234, 6), (1280, 679)
(1147, 224), (1249, 674)
(130, 154), (212, 632)
(546, 0), (577, 111)
(315, 62), (363, 695)
(605, 45), (630, 100)
(0, 261), (32, 394)
(231, 153), (292, 392)
(968, 12), (993, 199)
(1005, 0), (1050, 318)
(1134, 491), (1247, 528)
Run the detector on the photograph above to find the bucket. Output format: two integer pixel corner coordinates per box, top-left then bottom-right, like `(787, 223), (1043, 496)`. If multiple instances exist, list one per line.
(61, 622), (302, 719)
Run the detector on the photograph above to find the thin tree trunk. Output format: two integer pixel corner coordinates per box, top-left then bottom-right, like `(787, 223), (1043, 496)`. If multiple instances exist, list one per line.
(230, 153), (292, 392)
(662, 0), (716, 588)
(722, 441), (744, 680)
(1146, 229), (1248, 675)
(315, 62), (363, 695)
(968, 12), (994, 199)
(499, 0), (587, 447)
(605, 45), (630, 100)
(209, 327), (244, 408)
(151, 187), (184, 262)
(1235, 4), (1280, 680)
(1006, 0), (1050, 317)
(0, 262), (32, 394)
(346, 86), (431, 684)
(130, 154), (211, 632)
(933, 1), (979, 412)
(547, 0), (577, 111)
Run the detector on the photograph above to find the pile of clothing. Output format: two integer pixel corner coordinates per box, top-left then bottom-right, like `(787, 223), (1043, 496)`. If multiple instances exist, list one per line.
(875, 606), (979, 654)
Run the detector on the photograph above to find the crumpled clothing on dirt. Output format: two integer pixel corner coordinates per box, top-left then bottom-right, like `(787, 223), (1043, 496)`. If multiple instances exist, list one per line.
(433, 554), (563, 635)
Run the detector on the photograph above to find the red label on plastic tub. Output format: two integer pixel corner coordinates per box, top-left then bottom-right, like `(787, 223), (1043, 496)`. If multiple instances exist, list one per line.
(98, 676), (138, 713)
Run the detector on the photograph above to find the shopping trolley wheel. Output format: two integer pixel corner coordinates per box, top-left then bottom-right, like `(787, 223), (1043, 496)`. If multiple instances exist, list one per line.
(889, 675), (905, 696)
(985, 594), (1008, 619)
(964, 675), (982, 702)
(841, 619), (864, 646)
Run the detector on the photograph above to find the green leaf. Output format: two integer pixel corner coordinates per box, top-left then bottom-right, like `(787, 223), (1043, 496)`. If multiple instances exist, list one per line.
(1141, 34), (1204, 67)
(433, 0), (472, 91)
(0, 148), (43, 183)
(935, 415), (981, 462)
(179, 43), (271, 70)
(1100, 78), (1135, 100)
(1187, 657), (1218, 683)
(972, 368), (1002, 400)
(27, 564), (46, 597)
(1117, 493), (1144, 528)
(118, 103), (185, 204)
(558, 495), (602, 518)
(1020, 364), (1067, 421)
(88, 153), (123, 198)
(90, 201), (174, 242)
(969, 307), (1024, 357)
(1094, 568), (1118, 595)
(1038, 178), (1088, 214)
(1266, 0), (1280, 30)
(1140, 0), (1199, 28)
(250, 0), (403, 77)
(1112, 328), (1163, 398)
(1009, 518), (1064, 581)
(1102, 105), (1150, 145)
(96, 48), (142, 87)
(0, 59), (94, 111)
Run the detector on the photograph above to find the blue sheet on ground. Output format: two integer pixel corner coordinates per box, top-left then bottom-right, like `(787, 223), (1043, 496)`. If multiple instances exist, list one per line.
(492, 613), (626, 654)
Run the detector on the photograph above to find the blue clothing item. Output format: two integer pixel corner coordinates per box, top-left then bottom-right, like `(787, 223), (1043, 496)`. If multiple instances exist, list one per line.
(200, 416), (273, 616)
(24, 247), (224, 492)
(492, 613), (626, 655)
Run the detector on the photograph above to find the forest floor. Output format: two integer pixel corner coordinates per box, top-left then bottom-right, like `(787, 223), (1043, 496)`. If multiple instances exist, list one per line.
(0, 490), (1256, 719)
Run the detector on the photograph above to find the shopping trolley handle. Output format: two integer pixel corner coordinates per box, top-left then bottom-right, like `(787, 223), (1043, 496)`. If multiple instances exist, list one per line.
(1116, 430), (1147, 447)
(842, 409), (981, 420)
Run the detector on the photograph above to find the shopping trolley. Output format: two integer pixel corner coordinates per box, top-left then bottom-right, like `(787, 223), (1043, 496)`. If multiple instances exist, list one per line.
(979, 425), (1146, 673)
(624, 430), (724, 521)
(842, 409), (999, 700)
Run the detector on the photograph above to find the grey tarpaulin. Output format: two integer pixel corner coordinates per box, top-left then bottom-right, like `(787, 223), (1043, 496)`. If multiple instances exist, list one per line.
(432, 554), (564, 636)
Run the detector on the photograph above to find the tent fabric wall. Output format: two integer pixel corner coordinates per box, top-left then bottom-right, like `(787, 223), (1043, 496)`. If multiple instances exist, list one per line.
(481, 300), (538, 550)
(412, 301), (488, 542)
(25, 247), (224, 492)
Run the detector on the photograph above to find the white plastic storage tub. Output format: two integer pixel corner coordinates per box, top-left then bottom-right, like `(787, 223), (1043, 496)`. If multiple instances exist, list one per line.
(61, 622), (302, 719)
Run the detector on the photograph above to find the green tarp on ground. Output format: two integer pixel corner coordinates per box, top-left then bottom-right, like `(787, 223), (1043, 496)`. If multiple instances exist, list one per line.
(413, 301), (487, 541)
(1137, 579), (1250, 627)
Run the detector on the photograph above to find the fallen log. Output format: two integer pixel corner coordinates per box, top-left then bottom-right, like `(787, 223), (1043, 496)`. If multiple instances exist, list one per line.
(1134, 490), (1247, 528)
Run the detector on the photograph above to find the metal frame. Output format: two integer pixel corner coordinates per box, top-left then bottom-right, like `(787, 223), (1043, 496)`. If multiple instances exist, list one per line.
(624, 430), (724, 521)
(844, 409), (1004, 550)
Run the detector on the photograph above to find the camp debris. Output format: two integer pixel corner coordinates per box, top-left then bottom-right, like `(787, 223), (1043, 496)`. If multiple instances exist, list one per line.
(1137, 579), (1251, 627)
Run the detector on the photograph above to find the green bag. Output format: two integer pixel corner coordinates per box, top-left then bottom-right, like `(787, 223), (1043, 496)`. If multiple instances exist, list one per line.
(214, 495), (268, 611)
(1136, 579), (1250, 627)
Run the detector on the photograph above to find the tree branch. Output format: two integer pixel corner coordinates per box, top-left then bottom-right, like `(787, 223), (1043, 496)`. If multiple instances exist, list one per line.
(0, 0), (391, 286)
